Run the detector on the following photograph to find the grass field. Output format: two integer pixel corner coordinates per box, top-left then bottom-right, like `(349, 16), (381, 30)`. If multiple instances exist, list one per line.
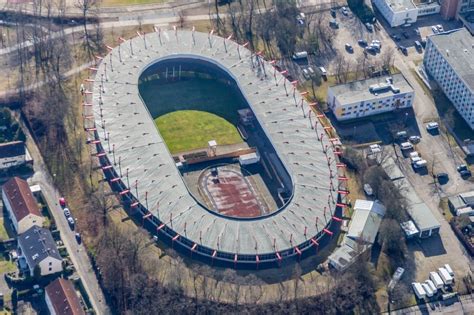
(155, 110), (242, 154)
(0, 219), (9, 240)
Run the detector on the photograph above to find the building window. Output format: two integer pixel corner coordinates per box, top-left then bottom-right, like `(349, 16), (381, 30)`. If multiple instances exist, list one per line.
(49, 267), (52, 271)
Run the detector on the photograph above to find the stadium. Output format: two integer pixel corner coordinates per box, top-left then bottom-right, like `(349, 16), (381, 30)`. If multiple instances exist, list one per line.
(83, 29), (348, 269)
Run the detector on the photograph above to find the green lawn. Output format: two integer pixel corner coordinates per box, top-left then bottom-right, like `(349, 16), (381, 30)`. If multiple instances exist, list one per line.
(0, 219), (9, 240)
(0, 260), (16, 274)
(155, 110), (242, 154)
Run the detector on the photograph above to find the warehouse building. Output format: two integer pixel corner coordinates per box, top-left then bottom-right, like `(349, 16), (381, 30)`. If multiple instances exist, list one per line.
(327, 74), (414, 121)
(423, 28), (474, 129)
(328, 200), (385, 271)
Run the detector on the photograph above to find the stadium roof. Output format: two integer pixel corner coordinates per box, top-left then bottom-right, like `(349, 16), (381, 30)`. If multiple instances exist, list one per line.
(88, 30), (340, 256)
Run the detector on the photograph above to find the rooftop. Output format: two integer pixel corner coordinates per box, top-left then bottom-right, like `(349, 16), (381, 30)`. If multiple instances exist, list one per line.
(17, 226), (61, 269)
(328, 74), (414, 105)
(384, 0), (416, 11)
(459, 190), (474, 206)
(428, 28), (474, 90)
(88, 30), (340, 256)
(45, 278), (85, 315)
(395, 178), (440, 231)
(0, 141), (25, 159)
(2, 177), (41, 222)
(346, 200), (385, 244)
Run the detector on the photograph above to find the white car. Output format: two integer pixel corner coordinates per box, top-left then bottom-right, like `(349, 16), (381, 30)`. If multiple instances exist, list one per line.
(426, 121), (439, 131)
(63, 208), (71, 217)
(67, 216), (75, 226)
(319, 67), (327, 76)
(436, 24), (444, 32)
(432, 26), (439, 34)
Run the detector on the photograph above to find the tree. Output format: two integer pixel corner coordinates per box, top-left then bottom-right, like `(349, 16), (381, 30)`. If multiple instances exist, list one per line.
(379, 218), (406, 258)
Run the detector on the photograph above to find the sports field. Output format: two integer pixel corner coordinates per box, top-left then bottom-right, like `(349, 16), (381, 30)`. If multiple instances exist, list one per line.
(140, 78), (247, 154)
(155, 110), (242, 154)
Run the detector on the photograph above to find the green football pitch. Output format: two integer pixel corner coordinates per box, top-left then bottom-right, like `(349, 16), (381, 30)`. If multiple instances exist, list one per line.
(140, 78), (246, 154)
(155, 110), (242, 154)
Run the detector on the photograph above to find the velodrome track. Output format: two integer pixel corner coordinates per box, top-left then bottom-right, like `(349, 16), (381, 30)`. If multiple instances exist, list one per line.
(83, 29), (347, 269)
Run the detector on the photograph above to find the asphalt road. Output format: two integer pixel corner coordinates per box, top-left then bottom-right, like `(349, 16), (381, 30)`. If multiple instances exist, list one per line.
(17, 116), (110, 315)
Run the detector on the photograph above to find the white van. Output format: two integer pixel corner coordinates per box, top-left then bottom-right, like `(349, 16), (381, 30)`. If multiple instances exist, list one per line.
(319, 67), (327, 76)
(412, 282), (426, 299)
(438, 267), (453, 285)
(409, 151), (419, 159)
(414, 159), (427, 169)
(430, 271), (444, 289)
(292, 51), (308, 60)
(411, 157), (422, 164)
(400, 142), (413, 150)
(422, 283), (434, 297)
(426, 122), (439, 131)
(444, 264), (454, 277)
(426, 280), (438, 294)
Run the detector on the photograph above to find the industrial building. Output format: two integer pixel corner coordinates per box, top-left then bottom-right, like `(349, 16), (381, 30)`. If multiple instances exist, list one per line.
(327, 74), (414, 121)
(373, 0), (440, 27)
(328, 200), (385, 271)
(423, 28), (474, 129)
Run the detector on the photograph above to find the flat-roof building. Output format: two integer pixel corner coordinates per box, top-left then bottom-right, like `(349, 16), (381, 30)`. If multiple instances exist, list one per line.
(0, 141), (26, 170)
(328, 200), (385, 271)
(424, 28), (474, 129)
(373, 0), (440, 27)
(327, 74), (414, 121)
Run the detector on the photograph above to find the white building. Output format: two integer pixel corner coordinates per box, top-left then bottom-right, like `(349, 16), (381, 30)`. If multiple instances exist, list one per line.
(373, 0), (418, 27)
(328, 200), (386, 271)
(327, 74), (414, 121)
(0, 141), (26, 170)
(2, 177), (44, 234)
(423, 28), (474, 129)
(373, 0), (440, 27)
(17, 226), (62, 277)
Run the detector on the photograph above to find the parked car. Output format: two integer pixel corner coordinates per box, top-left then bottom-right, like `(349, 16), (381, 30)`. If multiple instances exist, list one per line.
(330, 8), (336, 18)
(396, 130), (408, 140)
(292, 51), (308, 60)
(398, 45), (408, 55)
(75, 233), (82, 244)
(432, 26), (439, 34)
(415, 41), (422, 51)
(302, 68), (310, 79)
(67, 216), (75, 227)
(329, 19), (339, 28)
(400, 142), (413, 150)
(307, 67), (315, 76)
(436, 173), (449, 184)
(365, 22), (373, 32)
(457, 164), (468, 172)
(365, 46), (377, 54)
(345, 43), (353, 52)
(436, 24), (444, 32)
(63, 208), (71, 217)
(358, 39), (368, 47)
(341, 6), (349, 16)
(460, 169), (472, 178)
(391, 34), (401, 41)
(426, 121), (439, 131)
(59, 197), (66, 207)
(319, 66), (327, 76)
(409, 135), (421, 144)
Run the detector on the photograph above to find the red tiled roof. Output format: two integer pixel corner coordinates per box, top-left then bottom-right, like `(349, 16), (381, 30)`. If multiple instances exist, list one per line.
(45, 278), (85, 315)
(2, 177), (41, 222)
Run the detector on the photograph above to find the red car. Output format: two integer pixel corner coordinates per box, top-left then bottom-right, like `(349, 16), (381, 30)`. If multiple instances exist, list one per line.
(59, 197), (66, 207)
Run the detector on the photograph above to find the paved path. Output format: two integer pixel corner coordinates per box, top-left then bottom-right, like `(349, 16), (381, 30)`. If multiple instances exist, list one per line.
(17, 115), (111, 315)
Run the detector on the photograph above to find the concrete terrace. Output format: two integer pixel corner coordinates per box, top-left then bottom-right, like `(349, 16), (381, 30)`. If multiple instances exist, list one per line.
(85, 30), (342, 257)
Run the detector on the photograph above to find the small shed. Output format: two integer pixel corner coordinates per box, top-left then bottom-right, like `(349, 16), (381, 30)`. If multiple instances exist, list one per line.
(239, 152), (260, 166)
